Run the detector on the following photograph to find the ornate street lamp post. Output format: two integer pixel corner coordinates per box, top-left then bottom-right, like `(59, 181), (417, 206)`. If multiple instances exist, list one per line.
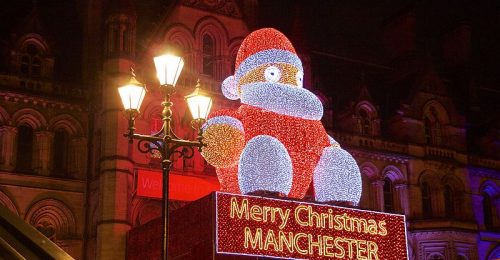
(118, 54), (213, 260)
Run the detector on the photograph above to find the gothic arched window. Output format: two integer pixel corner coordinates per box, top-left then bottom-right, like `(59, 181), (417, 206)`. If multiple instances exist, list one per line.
(20, 43), (42, 78)
(383, 177), (394, 213)
(21, 56), (30, 75)
(202, 35), (214, 76)
(484, 192), (494, 229)
(424, 106), (442, 145)
(421, 181), (432, 218)
(359, 109), (371, 136)
(16, 124), (34, 172)
(53, 129), (69, 177)
(444, 185), (455, 217)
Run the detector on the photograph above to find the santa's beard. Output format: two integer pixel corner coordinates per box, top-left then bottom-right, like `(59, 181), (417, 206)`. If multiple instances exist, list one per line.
(240, 82), (324, 120)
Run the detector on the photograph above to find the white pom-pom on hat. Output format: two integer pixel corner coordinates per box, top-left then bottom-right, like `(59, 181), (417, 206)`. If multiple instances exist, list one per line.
(221, 75), (239, 100)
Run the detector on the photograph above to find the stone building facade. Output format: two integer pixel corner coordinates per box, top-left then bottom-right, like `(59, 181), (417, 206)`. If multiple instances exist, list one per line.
(0, 1), (498, 259)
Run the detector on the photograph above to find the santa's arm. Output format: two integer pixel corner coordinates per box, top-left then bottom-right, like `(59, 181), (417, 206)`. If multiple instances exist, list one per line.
(201, 110), (245, 168)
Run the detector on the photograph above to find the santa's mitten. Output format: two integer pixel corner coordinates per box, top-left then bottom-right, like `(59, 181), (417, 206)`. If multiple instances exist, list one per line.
(201, 116), (245, 168)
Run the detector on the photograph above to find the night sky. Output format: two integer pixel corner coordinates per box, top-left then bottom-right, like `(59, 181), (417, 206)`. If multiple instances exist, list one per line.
(1, 0), (499, 147)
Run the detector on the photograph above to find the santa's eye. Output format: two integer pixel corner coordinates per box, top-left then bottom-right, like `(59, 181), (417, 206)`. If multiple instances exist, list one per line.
(264, 66), (281, 83)
(296, 71), (304, 87)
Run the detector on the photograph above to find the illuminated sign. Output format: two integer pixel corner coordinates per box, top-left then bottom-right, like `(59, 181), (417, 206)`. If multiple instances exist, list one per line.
(136, 169), (220, 201)
(216, 192), (408, 259)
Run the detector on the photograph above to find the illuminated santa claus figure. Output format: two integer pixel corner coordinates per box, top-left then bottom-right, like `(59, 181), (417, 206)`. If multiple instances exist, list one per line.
(201, 28), (362, 205)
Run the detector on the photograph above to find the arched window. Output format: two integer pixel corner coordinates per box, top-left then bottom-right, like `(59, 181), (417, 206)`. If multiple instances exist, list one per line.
(21, 56), (30, 75)
(202, 35), (214, 76)
(424, 106), (442, 145)
(424, 117), (432, 144)
(444, 185), (455, 217)
(32, 57), (41, 77)
(113, 27), (121, 52)
(383, 178), (394, 213)
(421, 181), (432, 218)
(123, 29), (129, 52)
(20, 44), (42, 78)
(359, 109), (371, 136)
(53, 129), (69, 176)
(484, 192), (494, 229)
(16, 124), (34, 172)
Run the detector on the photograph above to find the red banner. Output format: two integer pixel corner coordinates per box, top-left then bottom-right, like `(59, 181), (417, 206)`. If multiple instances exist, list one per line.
(136, 169), (220, 201)
(216, 192), (408, 259)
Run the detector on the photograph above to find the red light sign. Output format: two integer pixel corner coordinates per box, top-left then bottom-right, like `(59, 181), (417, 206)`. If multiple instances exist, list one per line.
(136, 169), (220, 201)
(216, 192), (408, 259)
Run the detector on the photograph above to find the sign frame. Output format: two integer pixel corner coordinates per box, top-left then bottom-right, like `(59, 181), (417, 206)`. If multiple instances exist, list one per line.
(215, 192), (409, 260)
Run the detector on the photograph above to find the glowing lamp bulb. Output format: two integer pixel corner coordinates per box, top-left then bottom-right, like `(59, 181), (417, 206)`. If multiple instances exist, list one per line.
(153, 54), (184, 86)
(185, 80), (213, 120)
(118, 76), (146, 112)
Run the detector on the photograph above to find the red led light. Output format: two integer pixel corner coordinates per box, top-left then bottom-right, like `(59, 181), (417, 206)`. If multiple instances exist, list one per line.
(216, 193), (408, 260)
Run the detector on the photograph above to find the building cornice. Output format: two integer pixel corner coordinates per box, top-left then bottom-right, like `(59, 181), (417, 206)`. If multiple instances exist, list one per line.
(0, 91), (87, 112)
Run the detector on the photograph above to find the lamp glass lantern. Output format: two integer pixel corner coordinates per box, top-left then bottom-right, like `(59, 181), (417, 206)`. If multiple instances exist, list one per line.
(185, 82), (213, 121)
(154, 54), (184, 86)
(118, 76), (146, 112)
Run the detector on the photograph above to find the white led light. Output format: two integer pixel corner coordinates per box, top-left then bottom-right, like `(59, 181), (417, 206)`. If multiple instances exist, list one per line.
(238, 135), (293, 195)
(235, 49), (303, 81)
(222, 76), (239, 100)
(202, 116), (244, 132)
(240, 82), (323, 120)
(296, 71), (304, 88)
(264, 66), (281, 83)
(313, 147), (362, 204)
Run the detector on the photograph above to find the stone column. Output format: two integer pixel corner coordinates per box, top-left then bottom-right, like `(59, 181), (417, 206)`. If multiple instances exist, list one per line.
(395, 184), (410, 215)
(96, 60), (135, 260)
(372, 180), (384, 212)
(34, 130), (53, 176)
(0, 126), (17, 171)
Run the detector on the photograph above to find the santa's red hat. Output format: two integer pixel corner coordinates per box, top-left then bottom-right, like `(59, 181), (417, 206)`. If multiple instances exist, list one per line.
(222, 28), (303, 100)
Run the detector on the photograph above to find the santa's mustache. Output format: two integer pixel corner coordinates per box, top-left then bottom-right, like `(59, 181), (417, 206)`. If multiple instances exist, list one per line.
(240, 82), (324, 120)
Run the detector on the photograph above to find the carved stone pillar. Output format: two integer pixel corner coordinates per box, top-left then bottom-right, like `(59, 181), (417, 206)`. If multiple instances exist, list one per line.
(0, 126), (17, 171)
(395, 184), (410, 215)
(34, 131), (53, 176)
(372, 180), (384, 212)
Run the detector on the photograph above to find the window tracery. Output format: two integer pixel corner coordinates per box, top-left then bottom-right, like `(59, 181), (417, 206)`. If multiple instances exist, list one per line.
(444, 184), (455, 217)
(424, 105), (443, 145)
(202, 34), (215, 76)
(359, 108), (371, 136)
(421, 181), (433, 218)
(20, 43), (42, 77)
(16, 124), (34, 172)
(53, 129), (69, 177)
(383, 177), (394, 213)
(483, 192), (495, 229)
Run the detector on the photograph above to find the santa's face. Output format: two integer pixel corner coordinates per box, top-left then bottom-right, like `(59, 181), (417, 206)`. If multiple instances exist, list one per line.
(238, 63), (324, 120)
